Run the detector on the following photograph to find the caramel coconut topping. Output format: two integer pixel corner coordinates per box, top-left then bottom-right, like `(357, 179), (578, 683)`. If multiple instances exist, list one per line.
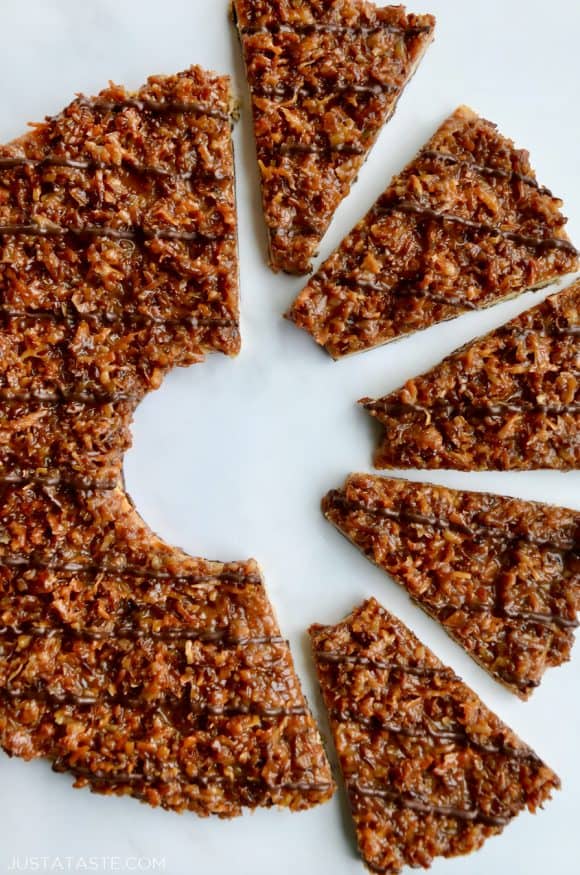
(0, 66), (334, 818)
(322, 475), (580, 698)
(233, 0), (435, 273)
(310, 599), (560, 874)
(362, 284), (579, 470)
(288, 105), (578, 356)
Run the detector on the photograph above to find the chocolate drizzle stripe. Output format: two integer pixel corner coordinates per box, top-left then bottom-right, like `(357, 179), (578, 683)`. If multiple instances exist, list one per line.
(493, 322), (580, 339)
(439, 601), (579, 632)
(0, 389), (139, 404)
(0, 585), (263, 612)
(0, 624), (284, 646)
(330, 710), (541, 762)
(0, 472), (118, 491)
(0, 223), (235, 244)
(0, 306), (237, 331)
(325, 491), (578, 553)
(1, 689), (306, 717)
(502, 608), (579, 630)
(278, 142), (365, 156)
(254, 81), (399, 101)
(350, 784), (510, 827)
(52, 759), (333, 795)
(270, 223), (321, 239)
(315, 651), (457, 679)
(377, 200), (579, 254)
(335, 274), (579, 326)
(367, 398), (580, 419)
(492, 323), (580, 340)
(240, 22), (433, 38)
(174, 703), (308, 718)
(419, 149), (554, 196)
(326, 276), (480, 311)
(74, 97), (231, 122)
(496, 669), (540, 693)
(0, 557), (263, 587)
(0, 155), (234, 184)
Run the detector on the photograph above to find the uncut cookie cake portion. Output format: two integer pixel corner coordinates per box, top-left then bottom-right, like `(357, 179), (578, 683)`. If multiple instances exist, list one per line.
(310, 599), (560, 874)
(0, 65), (242, 489)
(0, 66), (334, 817)
(288, 105), (578, 356)
(233, 0), (435, 273)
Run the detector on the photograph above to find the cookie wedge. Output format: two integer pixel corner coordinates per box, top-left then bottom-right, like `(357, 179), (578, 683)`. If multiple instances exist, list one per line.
(310, 598), (560, 873)
(362, 284), (579, 470)
(234, 0), (435, 273)
(322, 475), (580, 698)
(288, 106), (578, 356)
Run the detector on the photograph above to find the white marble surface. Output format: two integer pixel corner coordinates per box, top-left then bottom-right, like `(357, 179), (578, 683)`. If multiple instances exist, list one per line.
(0, 1), (579, 873)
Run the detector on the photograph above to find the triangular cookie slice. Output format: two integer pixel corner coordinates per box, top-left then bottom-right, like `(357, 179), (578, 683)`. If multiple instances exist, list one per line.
(322, 475), (580, 698)
(288, 106), (578, 355)
(362, 284), (579, 470)
(233, 0), (435, 273)
(310, 598), (560, 874)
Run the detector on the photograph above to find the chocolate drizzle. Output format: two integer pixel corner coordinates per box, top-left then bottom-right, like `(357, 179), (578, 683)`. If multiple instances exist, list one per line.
(502, 608), (578, 630)
(494, 322), (580, 339)
(0, 471), (117, 491)
(330, 709), (542, 763)
(0, 623), (285, 647)
(368, 398), (580, 420)
(314, 651), (458, 680)
(74, 97), (231, 122)
(0, 555), (263, 587)
(326, 490), (577, 554)
(326, 275), (480, 311)
(2, 687), (306, 717)
(377, 199), (579, 255)
(254, 80), (398, 101)
(0, 154), (234, 183)
(0, 305), (237, 331)
(52, 758), (333, 795)
(0, 223), (234, 244)
(420, 149), (554, 197)
(0, 388), (139, 404)
(240, 22), (433, 38)
(270, 223), (321, 239)
(279, 142), (365, 156)
(496, 670), (540, 694)
(440, 601), (579, 632)
(3, 688), (102, 707)
(351, 784), (511, 827)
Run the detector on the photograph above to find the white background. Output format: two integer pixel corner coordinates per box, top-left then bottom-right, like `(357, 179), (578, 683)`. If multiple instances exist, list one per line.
(0, 1), (579, 873)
